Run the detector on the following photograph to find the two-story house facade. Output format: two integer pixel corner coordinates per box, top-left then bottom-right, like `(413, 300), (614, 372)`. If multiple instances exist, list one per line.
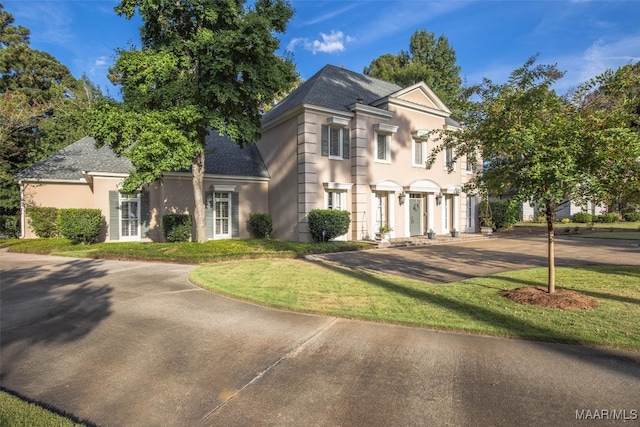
(257, 65), (479, 242)
(16, 65), (478, 243)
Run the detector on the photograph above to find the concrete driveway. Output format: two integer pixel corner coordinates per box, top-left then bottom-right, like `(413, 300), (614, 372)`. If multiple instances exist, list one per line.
(1, 242), (639, 426)
(312, 234), (640, 283)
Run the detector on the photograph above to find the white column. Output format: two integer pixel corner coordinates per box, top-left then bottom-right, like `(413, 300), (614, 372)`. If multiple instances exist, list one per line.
(389, 192), (396, 238)
(453, 194), (460, 232)
(427, 193), (435, 233)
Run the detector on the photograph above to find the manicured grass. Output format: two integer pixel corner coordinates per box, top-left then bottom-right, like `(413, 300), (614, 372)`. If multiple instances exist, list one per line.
(514, 221), (640, 231)
(0, 390), (84, 427)
(1, 238), (373, 263)
(573, 231), (640, 240)
(191, 260), (640, 350)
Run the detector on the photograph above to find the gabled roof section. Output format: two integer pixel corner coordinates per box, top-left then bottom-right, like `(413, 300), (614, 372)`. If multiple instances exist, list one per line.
(15, 136), (133, 182)
(203, 130), (269, 178)
(262, 65), (402, 123)
(16, 132), (269, 182)
(389, 82), (451, 114)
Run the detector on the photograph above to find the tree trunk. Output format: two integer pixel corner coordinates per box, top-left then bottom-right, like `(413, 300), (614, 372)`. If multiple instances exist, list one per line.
(192, 150), (206, 242)
(546, 204), (556, 294)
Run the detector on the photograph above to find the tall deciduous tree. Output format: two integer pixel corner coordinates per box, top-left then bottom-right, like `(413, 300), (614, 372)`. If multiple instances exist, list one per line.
(575, 62), (640, 213)
(429, 56), (640, 294)
(364, 29), (462, 115)
(1, 3), (100, 236)
(91, 0), (298, 242)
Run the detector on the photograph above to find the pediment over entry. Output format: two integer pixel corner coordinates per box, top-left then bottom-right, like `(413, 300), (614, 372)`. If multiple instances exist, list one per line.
(404, 179), (441, 193)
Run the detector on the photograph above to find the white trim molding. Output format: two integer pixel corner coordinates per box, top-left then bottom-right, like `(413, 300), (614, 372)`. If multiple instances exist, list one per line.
(373, 123), (399, 134)
(411, 129), (431, 141)
(369, 180), (403, 192)
(327, 116), (350, 127)
(404, 179), (441, 193)
(323, 182), (353, 191)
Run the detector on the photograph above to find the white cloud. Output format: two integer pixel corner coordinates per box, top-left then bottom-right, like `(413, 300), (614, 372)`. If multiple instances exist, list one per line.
(91, 56), (109, 73)
(287, 30), (354, 55)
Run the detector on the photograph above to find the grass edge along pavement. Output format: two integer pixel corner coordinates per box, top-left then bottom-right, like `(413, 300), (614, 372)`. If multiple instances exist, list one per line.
(190, 259), (640, 351)
(0, 389), (87, 427)
(0, 238), (373, 263)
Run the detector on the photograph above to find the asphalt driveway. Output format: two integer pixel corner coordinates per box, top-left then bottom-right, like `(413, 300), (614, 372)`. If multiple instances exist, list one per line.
(1, 240), (639, 426)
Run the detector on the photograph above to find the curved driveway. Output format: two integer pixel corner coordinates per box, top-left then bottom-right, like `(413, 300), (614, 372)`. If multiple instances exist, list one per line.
(1, 239), (639, 426)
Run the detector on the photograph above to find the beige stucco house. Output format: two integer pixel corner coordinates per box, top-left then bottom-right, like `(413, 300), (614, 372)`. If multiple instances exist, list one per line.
(257, 65), (479, 242)
(17, 64), (479, 242)
(17, 132), (270, 241)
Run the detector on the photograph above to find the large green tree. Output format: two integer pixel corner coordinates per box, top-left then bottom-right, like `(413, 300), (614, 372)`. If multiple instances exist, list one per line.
(1, 3), (100, 236)
(91, 0), (298, 242)
(428, 56), (640, 293)
(364, 29), (462, 115)
(576, 61), (640, 213)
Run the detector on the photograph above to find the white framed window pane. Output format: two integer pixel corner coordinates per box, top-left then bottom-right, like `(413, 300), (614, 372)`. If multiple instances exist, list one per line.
(377, 134), (387, 160)
(330, 127), (341, 157)
(414, 141), (423, 165)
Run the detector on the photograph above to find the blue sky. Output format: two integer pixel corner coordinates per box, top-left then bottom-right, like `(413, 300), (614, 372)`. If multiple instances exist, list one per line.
(4, 0), (640, 99)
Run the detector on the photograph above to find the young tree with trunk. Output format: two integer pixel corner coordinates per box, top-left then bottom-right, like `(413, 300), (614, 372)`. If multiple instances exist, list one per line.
(428, 56), (640, 294)
(90, 0), (298, 242)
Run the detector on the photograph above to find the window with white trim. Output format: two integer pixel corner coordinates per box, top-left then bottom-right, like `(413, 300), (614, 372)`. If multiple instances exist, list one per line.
(445, 147), (456, 171)
(329, 127), (342, 158)
(215, 192), (230, 237)
(120, 192), (140, 240)
(466, 152), (477, 173)
(375, 132), (390, 162)
(326, 191), (345, 210)
(321, 124), (350, 160)
(413, 139), (426, 167)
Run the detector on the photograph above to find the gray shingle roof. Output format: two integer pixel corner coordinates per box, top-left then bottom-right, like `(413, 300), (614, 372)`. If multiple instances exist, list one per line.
(16, 132), (269, 181)
(262, 65), (402, 123)
(15, 136), (133, 181)
(203, 130), (269, 178)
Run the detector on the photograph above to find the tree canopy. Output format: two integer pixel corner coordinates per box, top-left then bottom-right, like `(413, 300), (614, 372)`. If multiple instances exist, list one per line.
(428, 56), (640, 293)
(1, 3), (102, 236)
(364, 29), (462, 115)
(91, 0), (298, 242)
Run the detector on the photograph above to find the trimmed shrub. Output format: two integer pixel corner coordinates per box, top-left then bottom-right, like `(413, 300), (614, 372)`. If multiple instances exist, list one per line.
(57, 209), (104, 244)
(479, 199), (519, 230)
(573, 212), (593, 223)
(26, 207), (59, 238)
(163, 214), (192, 242)
(596, 213), (620, 223)
(624, 212), (640, 222)
(0, 215), (19, 238)
(308, 209), (350, 242)
(247, 212), (272, 238)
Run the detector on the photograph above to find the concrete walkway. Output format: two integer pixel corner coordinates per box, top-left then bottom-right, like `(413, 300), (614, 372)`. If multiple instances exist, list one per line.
(1, 243), (639, 426)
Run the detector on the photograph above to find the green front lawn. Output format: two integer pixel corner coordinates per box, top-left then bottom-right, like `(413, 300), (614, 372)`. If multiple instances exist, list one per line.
(0, 391), (84, 427)
(1, 238), (373, 263)
(191, 260), (640, 350)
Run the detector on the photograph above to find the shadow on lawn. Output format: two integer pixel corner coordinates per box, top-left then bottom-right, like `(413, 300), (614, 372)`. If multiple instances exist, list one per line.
(307, 258), (640, 380)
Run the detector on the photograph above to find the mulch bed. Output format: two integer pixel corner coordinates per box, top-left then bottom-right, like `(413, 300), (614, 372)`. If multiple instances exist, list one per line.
(500, 286), (599, 310)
